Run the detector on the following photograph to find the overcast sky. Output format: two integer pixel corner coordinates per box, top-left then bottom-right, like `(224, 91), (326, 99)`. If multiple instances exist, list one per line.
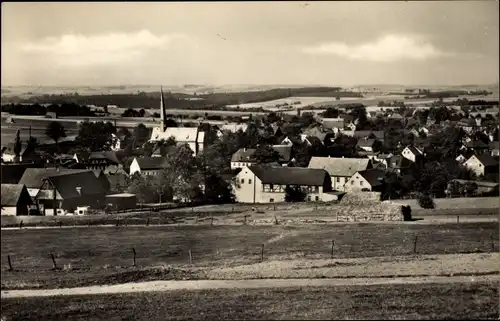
(1, 1), (498, 87)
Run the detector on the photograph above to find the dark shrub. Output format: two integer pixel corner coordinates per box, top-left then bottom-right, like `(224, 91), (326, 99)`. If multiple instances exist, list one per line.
(402, 205), (412, 221)
(418, 194), (435, 209)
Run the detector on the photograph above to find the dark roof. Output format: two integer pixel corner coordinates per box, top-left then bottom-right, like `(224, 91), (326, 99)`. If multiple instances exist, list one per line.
(387, 155), (412, 169)
(350, 130), (384, 140)
(43, 171), (107, 199)
(151, 145), (177, 157)
(249, 165), (329, 186)
(1, 184), (32, 206)
(283, 136), (303, 145)
(0, 164), (34, 184)
(231, 148), (256, 162)
(272, 145), (293, 162)
(405, 145), (423, 155)
(489, 141), (499, 150)
(466, 140), (489, 149)
(356, 138), (377, 148)
(357, 169), (386, 187)
(106, 173), (129, 193)
(88, 151), (120, 164)
(19, 168), (91, 188)
(475, 153), (499, 167)
(304, 136), (322, 146)
(135, 157), (169, 170)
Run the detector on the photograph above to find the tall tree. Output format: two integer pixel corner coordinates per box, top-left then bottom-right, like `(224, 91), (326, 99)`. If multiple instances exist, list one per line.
(253, 145), (281, 164)
(45, 121), (66, 150)
(76, 121), (116, 152)
(133, 123), (151, 146)
(13, 129), (22, 158)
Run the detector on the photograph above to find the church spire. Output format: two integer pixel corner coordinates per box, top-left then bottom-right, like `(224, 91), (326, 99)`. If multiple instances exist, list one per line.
(160, 86), (167, 132)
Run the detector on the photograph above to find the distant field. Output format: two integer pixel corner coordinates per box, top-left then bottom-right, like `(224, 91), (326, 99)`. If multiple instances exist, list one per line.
(1, 223), (497, 289)
(2, 282), (498, 320)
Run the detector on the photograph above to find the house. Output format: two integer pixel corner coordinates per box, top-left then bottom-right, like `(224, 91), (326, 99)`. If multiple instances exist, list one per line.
(110, 133), (126, 151)
(233, 165), (333, 203)
(344, 169), (386, 192)
(307, 157), (373, 191)
(151, 144), (176, 158)
(105, 193), (137, 211)
(346, 122), (357, 131)
(321, 118), (344, 133)
(1, 184), (34, 216)
(35, 171), (107, 215)
(129, 157), (168, 176)
(356, 139), (379, 152)
(281, 136), (303, 147)
(455, 154), (467, 164)
(18, 168), (92, 199)
(489, 141), (499, 157)
(386, 155), (414, 175)
(230, 145), (294, 170)
(401, 145), (423, 163)
(373, 153), (393, 167)
(83, 151), (121, 171)
(231, 148), (256, 170)
(464, 153), (499, 177)
(150, 127), (206, 156)
(1, 144), (42, 164)
(299, 134), (322, 147)
(106, 173), (129, 194)
(341, 130), (385, 142)
(302, 127), (336, 145)
(465, 140), (489, 153)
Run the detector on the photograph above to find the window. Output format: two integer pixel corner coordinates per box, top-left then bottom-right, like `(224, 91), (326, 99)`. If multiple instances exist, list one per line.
(307, 195), (311, 201)
(360, 181), (364, 186)
(249, 179), (252, 184)
(315, 196), (319, 201)
(270, 198), (274, 203)
(336, 177), (340, 182)
(351, 180), (354, 185)
(314, 186), (319, 193)
(241, 179), (245, 184)
(270, 184), (274, 189)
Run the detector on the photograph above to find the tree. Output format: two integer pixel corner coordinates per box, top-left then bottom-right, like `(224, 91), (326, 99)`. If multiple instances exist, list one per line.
(133, 123), (151, 146)
(13, 129), (22, 158)
(76, 121), (116, 152)
(253, 145), (281, 164)
(321, 107), (339, 118)
(45, 121), (66, 150)
(285, 185), (307, 202)
(418, 194), (435, 209)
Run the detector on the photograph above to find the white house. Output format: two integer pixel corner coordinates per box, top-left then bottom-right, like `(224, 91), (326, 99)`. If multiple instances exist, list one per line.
(129, 157), (168, 176)
(464, 154), (499, 177)
(344, 169), (386, 192)
(233, 165), (334, 203)
(308, 157), (373, 191)
(401, 145), (423, 163)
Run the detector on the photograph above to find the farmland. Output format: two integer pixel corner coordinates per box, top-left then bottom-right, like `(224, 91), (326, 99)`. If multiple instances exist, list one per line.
(2, 281), (498, 320)
(1, 222), (498, 290)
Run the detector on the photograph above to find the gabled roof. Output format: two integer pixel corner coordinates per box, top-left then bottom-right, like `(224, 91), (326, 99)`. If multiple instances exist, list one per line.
(356, 169), (386, 187)
(248, 165), (329, 186)
(134, 156), (169, 170)
(1, 184), (32, 206)
(341, 130), (385, 140)
(151, 127), (199, 142)
(231, 148), (256, 162)
(308, 157), (372, 177)
(272, 145), (293, 162)
(387, 155), (412, 169)
(19, 168), (91, 189)
(489, 141), (499, 150)
(465, 140), (489, 149)
(43, 171), (107, 199)
(473, 153), (499, 167)
(404, 145), (423, 155)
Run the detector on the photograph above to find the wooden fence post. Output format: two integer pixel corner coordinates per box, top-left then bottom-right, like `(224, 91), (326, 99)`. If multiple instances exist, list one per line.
(413, 235), (418, 254)
(7, 255), (13, 271)
(456, 216), (459, 224)
(50, 253), (57, 270)
(116, 218), (120, 227)
(132, 248), (136, 267)
(146, 218), (149, 226)
(59, 221), (62, 228)
(19, 220), (23, 229)
(491, 234), (495, 252)
(189, 248), (192, 265)
(331, 240), (334, 259)
(260, 244), (264, 262)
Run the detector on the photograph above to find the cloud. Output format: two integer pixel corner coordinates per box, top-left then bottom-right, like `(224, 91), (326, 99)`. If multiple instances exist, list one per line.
(302, 34), (453, 62)
(18, 30), (190, 67)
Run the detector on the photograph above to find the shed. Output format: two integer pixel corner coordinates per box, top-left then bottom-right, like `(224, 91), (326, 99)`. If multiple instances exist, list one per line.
(1, 184), (33, 216)
(105, 193), (137, 211)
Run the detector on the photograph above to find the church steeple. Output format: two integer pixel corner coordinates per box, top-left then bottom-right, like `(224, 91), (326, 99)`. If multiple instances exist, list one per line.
(160, 86), (167, 132)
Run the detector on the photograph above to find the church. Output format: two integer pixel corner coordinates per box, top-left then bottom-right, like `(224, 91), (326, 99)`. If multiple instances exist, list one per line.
(149, 88), (207, 156)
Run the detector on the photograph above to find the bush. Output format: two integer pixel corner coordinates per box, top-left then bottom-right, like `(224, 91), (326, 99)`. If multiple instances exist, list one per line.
(418, 194), (435, 209)
(285, 186), (306, 202)
(401, 205), (412, 221)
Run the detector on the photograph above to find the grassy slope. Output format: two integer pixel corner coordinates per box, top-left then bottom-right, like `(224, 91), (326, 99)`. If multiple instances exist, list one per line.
(1, 223), (498, 289)
(1, 282), (498, 320)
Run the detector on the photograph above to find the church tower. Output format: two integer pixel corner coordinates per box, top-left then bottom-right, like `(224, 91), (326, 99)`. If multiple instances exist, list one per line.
(160, 86), (167, 132)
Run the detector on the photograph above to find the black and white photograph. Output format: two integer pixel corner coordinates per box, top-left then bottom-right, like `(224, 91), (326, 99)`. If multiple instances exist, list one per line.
(1, 1), (499, 320)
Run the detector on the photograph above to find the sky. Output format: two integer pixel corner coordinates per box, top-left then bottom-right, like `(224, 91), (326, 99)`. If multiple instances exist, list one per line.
(1, 1), (499, 87)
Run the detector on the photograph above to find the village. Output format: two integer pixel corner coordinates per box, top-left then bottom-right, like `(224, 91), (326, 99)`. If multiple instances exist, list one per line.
(1, 89), (499, 217)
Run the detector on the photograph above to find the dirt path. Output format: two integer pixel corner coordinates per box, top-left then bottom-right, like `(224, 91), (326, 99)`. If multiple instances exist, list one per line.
(2, 275), (498, 299)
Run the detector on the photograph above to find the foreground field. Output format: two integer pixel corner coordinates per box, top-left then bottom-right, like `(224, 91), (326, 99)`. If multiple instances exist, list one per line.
(1, 223), (498, 289)
(2, 282), (498, 320)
